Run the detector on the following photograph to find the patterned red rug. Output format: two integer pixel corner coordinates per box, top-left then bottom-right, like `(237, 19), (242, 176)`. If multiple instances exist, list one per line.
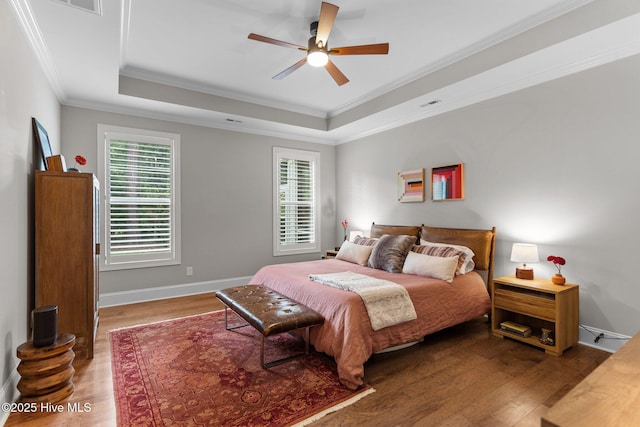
(110, 310), (374, 426)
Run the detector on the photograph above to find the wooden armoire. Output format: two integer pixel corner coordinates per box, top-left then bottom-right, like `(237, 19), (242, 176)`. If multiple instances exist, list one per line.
(35, 171), (100, 358)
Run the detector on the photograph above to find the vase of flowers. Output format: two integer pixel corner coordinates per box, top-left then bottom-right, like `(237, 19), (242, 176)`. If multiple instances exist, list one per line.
(67, 155), (86, 172)
(547, 255), (566, 285)
(341, 219), (348, 241)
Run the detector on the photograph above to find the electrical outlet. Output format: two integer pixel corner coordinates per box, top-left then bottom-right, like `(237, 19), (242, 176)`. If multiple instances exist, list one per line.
(186, 267), (193, 276)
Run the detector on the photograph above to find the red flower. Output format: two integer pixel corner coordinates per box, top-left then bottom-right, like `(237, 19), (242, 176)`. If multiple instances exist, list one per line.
(341, 220), (348, 230)
(75, 155), (87, 166)
(547, 255), (566, 274)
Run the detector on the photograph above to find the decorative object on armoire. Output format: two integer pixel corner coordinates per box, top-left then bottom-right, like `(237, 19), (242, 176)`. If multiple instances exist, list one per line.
(32, 117), (53, 170)
(397, 168), (425, 202)
(35, 171), (100, 358)
(68, 154), (86, 172)
(548, 255), (567, 285)
(341, 219), (349, 241)
(431, 163), (464, 201)
(45, 154), (67, 172)
(510, 243), (539, 280)
(32, 305), (58, 347)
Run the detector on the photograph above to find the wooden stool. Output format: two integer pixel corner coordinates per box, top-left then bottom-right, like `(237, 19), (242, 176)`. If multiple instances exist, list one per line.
(16, 333), (76, 403)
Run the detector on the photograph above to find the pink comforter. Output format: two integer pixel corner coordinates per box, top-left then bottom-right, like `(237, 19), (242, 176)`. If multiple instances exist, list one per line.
(250, 259), (491, 389)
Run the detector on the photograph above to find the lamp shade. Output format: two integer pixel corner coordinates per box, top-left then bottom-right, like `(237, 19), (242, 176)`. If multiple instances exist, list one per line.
(349, 231), (364, 242)
(510, 243), (538, 280)
(510, 243), (539, 263)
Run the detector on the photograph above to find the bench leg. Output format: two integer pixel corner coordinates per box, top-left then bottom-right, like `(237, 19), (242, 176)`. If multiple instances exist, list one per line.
(261, 326), (312, 369)
(223, 306), (249, 331)
(219, 303), (316, 369)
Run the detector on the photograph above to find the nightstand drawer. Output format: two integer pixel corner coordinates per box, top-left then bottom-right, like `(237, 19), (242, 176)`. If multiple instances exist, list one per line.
(494, 289), (556, 321)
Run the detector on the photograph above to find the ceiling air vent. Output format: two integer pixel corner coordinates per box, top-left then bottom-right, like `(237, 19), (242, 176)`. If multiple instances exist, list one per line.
(51, 0), (102, 15)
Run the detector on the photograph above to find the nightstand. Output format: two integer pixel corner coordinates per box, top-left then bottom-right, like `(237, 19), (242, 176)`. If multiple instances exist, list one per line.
(491, 275), (579, 355)
(323, 249), (338, 259)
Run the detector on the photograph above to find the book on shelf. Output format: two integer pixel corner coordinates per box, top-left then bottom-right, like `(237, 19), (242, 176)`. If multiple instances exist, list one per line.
(500, 321), (532, 337)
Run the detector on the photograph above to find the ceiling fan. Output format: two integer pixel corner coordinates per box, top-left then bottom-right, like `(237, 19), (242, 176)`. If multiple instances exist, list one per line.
(248, 2), (389, 86)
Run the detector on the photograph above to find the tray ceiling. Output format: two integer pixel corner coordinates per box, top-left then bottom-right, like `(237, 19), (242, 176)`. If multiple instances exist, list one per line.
(15, 0), (640, 143)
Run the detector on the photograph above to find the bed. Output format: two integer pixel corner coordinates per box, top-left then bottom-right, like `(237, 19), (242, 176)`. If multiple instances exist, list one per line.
(250, 224), (496, 389)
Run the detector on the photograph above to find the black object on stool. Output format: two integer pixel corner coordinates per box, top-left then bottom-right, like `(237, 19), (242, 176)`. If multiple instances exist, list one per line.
(32, 305), (58, 347)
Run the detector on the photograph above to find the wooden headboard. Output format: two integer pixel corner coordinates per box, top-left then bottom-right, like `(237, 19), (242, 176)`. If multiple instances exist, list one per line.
(420, 225), (496, 287)
(370, 223), (420, 239)
(370, 222), (497, 288)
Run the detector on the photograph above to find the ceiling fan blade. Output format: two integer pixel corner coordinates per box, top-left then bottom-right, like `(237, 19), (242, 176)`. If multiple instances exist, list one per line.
(248, 33), (307, 51)
(325, 60), (349, 86)
(330, 43), (389, 56)
(315, 2), (339, 48)
(273, 57), (308, 80)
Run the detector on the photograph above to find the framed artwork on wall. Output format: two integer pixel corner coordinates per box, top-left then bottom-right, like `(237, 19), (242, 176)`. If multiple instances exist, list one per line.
(397, 168), (425, 202)
(431, 163), (464, 201)
(32, 117), (53, 170)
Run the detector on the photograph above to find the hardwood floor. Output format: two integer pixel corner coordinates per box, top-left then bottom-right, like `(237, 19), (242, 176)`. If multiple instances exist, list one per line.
(5, 293), (609, 426)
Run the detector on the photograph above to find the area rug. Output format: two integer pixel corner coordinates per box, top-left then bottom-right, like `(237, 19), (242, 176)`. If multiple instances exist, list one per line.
(109, 310), (374, 426)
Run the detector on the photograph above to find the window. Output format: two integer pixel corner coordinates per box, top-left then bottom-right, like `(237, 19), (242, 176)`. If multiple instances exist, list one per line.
(97, 125), (180, 270)
(273, 147), (320, 256)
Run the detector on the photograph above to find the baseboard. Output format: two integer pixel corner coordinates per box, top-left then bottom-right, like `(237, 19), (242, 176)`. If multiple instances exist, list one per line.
(1, 369), (20, 425)
(578, 325), (630, 353)
(99, 276), (253, 307)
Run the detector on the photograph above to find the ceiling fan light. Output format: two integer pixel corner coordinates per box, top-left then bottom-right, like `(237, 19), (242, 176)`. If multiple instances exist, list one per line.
(307, 50), (328, 67)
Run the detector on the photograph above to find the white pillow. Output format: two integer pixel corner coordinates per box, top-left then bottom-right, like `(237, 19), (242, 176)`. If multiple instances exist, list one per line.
(419, 239), (476, 274)
(336, 240), (374, 266)
(402, 251), (459, 283)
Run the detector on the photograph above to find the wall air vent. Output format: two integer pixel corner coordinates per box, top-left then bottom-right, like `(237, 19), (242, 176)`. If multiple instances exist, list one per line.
(51, 0), (102, 15)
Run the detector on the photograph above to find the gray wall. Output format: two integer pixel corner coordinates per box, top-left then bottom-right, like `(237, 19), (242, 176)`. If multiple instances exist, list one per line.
(0, 0), (62, 409)
(336, 53), (640, 338)
(61, 107), (336, 295)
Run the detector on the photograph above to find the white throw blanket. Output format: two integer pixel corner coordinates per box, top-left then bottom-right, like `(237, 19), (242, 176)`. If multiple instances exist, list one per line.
(308, 271), (417, 331)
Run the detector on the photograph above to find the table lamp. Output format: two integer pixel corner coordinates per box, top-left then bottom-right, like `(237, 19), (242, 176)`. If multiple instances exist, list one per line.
(349, 230), (365, 241)
(510, 243), (539, 280)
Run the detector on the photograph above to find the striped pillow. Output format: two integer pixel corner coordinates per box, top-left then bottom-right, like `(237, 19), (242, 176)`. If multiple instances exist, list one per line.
(354, 236), (378, 246)
(419, 240), (476, 274)
(412, 244), (471, 275)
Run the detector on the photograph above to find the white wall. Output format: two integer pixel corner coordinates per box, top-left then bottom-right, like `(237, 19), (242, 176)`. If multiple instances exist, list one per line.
(336, 53), (640, 340)
(61, 106), (336, 300)
(0, 0), (61, 413)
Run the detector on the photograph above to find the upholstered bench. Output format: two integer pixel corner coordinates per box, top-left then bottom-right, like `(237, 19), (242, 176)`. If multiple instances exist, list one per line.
(215, 285), (324, 368)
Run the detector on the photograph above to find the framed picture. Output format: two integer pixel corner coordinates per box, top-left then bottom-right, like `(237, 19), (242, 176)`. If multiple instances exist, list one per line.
(397, 168), (425, 202)
(431, 163), (464, 201)
(32, 117), (53, 170)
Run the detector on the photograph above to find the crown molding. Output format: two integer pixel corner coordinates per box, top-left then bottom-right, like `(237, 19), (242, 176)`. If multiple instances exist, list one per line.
(9, 0), (66, 101)
(62, 97), (335, 145)
(327, 0), (595, 118)
(117, 68), (329, 120)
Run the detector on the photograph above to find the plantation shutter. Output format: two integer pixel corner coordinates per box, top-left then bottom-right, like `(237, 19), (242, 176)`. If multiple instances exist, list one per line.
(109, 140), (171, 254)
(99, 125), (181, 270)
(273, 147), (320, 255)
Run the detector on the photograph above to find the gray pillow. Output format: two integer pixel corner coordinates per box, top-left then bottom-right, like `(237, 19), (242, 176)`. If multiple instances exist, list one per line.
(368, 234), (417, 273)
